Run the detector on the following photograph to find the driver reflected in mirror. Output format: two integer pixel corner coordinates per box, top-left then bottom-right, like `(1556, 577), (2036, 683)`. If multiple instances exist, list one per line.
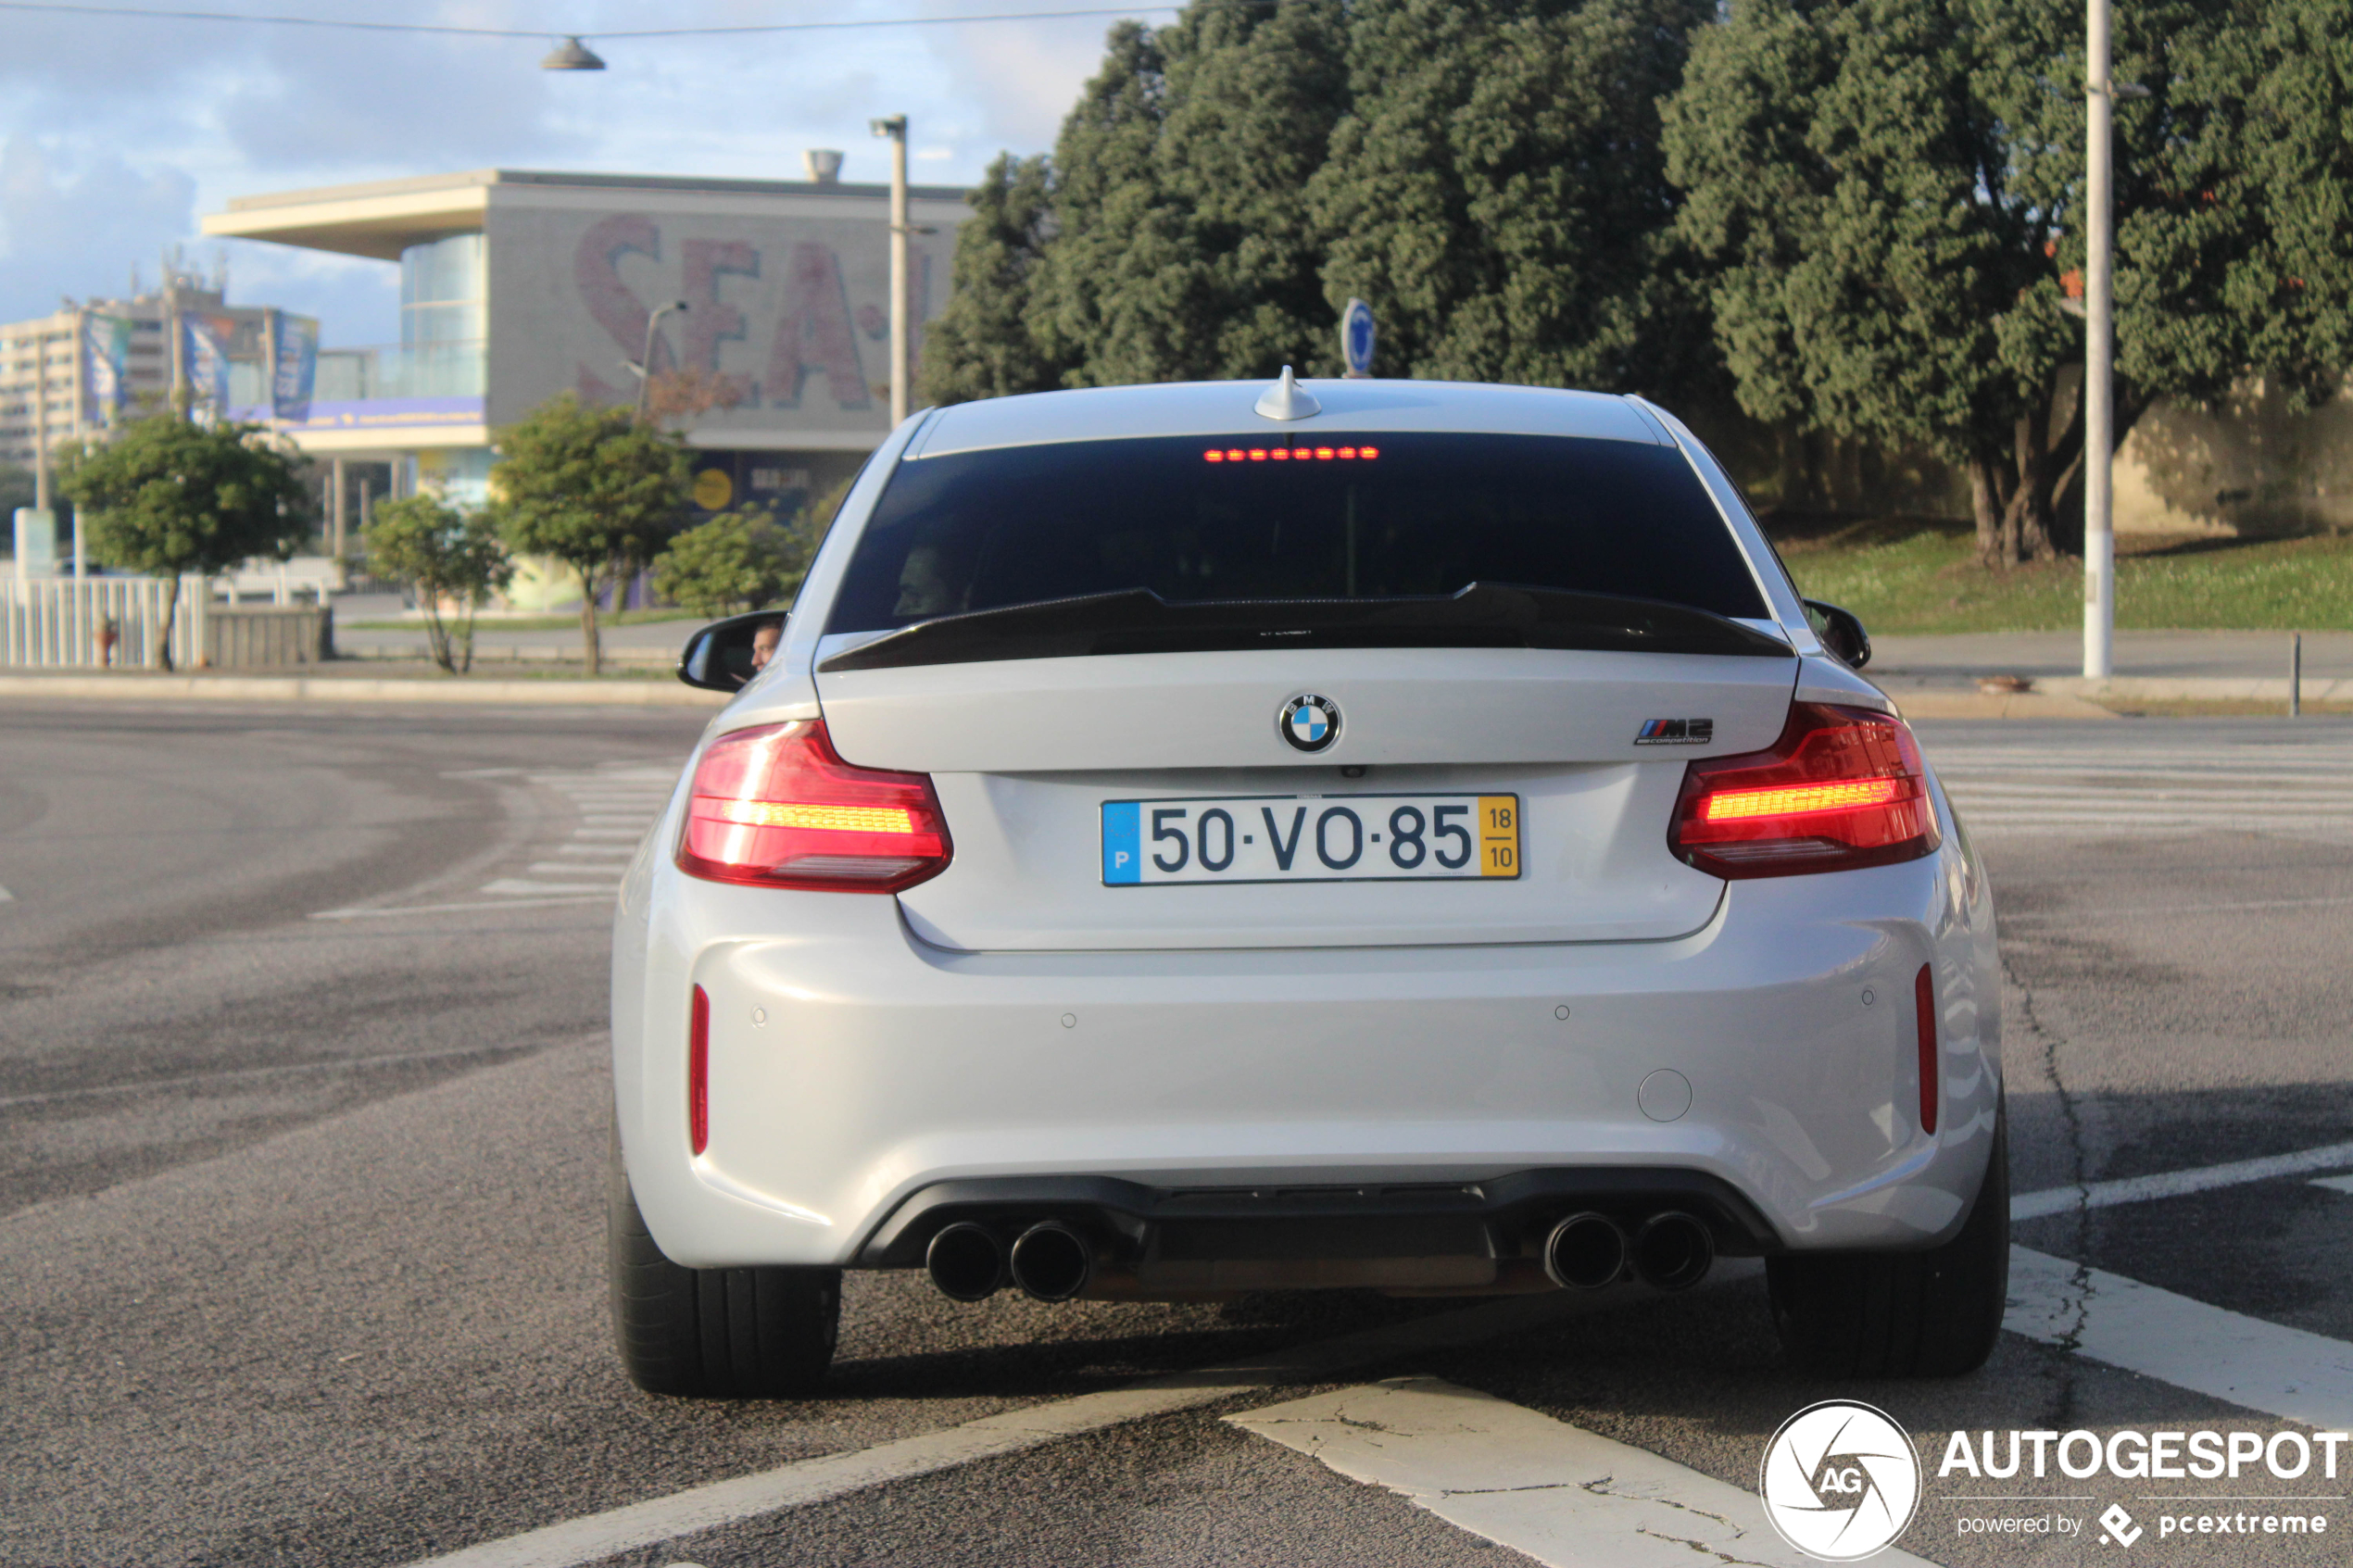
(675, 611), (789, 693)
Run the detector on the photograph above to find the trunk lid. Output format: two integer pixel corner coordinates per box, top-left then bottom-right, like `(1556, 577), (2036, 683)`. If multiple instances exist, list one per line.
(812, 645), (1795, 951)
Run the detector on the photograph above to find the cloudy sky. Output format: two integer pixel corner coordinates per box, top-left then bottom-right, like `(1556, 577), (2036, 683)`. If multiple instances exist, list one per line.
(0, 1), (1147, 345)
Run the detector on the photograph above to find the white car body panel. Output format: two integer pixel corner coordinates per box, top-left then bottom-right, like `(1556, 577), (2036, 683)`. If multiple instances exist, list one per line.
(614, 378), (2002, 1289)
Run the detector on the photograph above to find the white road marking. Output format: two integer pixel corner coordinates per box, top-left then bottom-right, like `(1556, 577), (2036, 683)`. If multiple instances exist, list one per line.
(2002, 894), (2353, 922)
(2007, 1246), (2353, 1431)
(2309, 1174), (2353, 1197)
(402, 1275), (1755, 1568)
(566, 828), (648, 841)
(549, 844), (635, 857)
(1228, 1377), (1935, 1568)
(1932, 739), (2353, 838)
(0, 1041), (535, 1109)
(0, 884), (12, 905)
(312, 894), (612, 919)
(2013, 1140), (2353, 1220)
(526, 863), (624, 879)
(479, 878), (619, 897)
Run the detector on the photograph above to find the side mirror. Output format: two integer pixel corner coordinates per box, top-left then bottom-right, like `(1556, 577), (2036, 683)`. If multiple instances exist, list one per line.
(1803, 598), (1871, 670)
(677, 611), (788, 692)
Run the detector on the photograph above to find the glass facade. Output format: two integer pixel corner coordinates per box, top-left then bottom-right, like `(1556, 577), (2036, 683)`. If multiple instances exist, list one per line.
(400, 233), (485, 346)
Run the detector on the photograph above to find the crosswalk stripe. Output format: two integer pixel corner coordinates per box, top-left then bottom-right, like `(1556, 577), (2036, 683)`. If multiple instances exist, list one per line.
(2006, 1247), (2353, 1431)
(1926, 739), (2353, 836)
(1229, 1378), (1934, 1568)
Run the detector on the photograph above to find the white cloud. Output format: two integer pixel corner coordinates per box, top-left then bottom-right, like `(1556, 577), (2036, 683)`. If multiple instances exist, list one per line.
(0, 140), (195, 320)
(0, 0), (1141, 342)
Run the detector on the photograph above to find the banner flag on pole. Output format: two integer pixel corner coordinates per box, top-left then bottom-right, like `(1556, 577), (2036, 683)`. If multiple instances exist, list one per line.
(182, 312), (233, 417)
(82, 314), (132, 424)
(271, 311), (319, 423)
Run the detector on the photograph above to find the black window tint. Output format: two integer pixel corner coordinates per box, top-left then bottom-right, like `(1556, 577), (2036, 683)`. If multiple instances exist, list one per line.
(825, 433), (1765, 633)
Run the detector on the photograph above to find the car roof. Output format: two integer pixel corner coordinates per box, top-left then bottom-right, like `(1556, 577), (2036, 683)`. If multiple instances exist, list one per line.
(904, 378), (1668, 459)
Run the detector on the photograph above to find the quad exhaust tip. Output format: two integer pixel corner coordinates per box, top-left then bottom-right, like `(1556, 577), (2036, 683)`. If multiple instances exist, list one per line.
(925, 1222), (1006, 1302)
(1008, 1221), (1094, 1302)
(1629, 1210), (1715, 1292)
(1541, 1211), (1629, 1291)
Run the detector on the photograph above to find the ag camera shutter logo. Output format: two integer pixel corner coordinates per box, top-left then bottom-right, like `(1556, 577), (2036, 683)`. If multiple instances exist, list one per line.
(1759, 1400), (1922, 1561)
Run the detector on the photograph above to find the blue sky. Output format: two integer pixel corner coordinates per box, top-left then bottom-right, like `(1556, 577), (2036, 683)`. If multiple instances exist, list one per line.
(0, 1), (1145, 345)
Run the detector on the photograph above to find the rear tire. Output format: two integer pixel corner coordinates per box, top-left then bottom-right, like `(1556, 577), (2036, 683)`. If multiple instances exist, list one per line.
(607, 1135), (839, 1398)
(1767, 1106), (2008, 1378)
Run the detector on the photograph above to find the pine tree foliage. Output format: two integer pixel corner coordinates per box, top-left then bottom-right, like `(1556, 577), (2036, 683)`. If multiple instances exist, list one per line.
(924, 0), (1700, 403)
(920, 154), (1059, 405)
(1312, 0), (1714, 390)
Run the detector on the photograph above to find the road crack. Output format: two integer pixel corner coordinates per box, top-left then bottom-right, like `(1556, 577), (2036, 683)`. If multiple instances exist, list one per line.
(2003, 946), (2094, 1426)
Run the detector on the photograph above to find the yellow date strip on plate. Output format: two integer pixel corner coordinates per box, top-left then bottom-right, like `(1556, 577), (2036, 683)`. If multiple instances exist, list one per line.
(1476, 795), (1519, 877)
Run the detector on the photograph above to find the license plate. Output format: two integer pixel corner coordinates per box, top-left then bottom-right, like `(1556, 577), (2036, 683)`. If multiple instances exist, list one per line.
(1101, 795), (1520, 884)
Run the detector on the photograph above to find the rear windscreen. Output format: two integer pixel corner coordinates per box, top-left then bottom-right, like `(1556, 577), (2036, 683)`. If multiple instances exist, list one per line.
(825, 432), (1766, 634)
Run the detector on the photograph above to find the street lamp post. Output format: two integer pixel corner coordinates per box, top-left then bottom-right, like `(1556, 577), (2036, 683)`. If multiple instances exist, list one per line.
(871, 114), (910, 427)
(635, 300), (687, 424)
(2083, 0), (2116, 680)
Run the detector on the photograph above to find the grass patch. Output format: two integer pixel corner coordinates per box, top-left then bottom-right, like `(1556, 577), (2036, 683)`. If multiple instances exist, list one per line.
(1773, 517), (2353, 633)
(342, 608), (701, 633)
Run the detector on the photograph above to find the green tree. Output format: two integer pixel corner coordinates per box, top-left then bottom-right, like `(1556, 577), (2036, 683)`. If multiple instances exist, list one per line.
(487, 393), (691, 674)
(926, 4), (1353, 399)
(58, 415), (312, 670)
(653, 508), (813, 617)
(1663, 0), (2353, 567)
(926, 0), (1716, 406)
(1311, 0), (1716, 394)
(362, 495), (513, 674)
(919, 154), (1063, 405)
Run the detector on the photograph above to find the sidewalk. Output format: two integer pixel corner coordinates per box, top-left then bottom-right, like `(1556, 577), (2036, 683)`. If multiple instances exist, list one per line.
(1872, 630), (2344, 716)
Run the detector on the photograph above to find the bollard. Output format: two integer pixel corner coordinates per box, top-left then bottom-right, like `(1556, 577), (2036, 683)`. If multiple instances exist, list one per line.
(2291, 632), (2302, 718)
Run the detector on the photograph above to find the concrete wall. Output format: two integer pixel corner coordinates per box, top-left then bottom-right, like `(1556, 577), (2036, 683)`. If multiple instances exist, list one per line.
(484, 192), (965, 446)
(2116, 376), (2353, 537)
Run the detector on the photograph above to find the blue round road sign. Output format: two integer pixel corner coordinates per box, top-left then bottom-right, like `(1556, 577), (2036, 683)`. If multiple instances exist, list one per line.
(1340, 298), (1376, 378)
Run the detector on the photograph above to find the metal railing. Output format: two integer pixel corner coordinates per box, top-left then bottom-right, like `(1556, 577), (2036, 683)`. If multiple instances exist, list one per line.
(226, 340), (486, 408)
(1, 575), (208, 669)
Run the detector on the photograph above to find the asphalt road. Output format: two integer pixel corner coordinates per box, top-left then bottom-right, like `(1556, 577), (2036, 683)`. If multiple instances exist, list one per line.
(4, 703), (2351, 1567)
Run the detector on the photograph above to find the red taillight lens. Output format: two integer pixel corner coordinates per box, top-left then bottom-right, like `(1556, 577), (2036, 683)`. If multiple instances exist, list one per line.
(1668, 704), (1940, 878)
(687, 983), (711, 1156)
(1915, 963), (1938, 1135)
(676, 720), (951, 892)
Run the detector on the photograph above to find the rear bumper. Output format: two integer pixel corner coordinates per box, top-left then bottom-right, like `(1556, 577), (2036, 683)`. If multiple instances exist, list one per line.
(613, 838), (2000, 1272)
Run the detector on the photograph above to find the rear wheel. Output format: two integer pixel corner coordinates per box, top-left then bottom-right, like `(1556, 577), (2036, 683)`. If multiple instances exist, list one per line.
(607, 1135), (839, 1398)
(1767, 1108), (2008, 1378)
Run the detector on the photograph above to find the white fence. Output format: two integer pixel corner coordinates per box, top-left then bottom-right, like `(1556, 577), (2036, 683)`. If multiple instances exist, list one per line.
(1, 576), (208, 669)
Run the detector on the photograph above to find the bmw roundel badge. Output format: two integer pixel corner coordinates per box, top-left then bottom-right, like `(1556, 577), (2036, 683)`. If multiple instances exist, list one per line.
(1278, 693), (1341, 753)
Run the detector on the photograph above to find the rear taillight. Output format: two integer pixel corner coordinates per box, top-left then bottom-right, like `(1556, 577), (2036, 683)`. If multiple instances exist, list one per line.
(676, 720), (951, 893)
(1668, 703), (1940, 879)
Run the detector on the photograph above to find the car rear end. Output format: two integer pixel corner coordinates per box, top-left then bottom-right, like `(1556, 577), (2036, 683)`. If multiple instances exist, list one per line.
(612, 379), (1999, 1317)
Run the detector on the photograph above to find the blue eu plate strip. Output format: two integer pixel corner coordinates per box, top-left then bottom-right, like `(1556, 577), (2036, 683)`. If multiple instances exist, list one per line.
(1101, 800), (1141, 884)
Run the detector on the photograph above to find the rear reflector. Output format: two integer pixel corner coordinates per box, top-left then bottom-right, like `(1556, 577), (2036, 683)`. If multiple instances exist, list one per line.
(1668, 703), (1940, 878)
(676, 720), (951, 893)
(687, 984), (711, 1156)
(1915, 963), (1938, 1135)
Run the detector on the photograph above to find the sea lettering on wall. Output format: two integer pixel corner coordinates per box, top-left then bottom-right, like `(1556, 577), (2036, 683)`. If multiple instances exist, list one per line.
(567, 215), (876, 414)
